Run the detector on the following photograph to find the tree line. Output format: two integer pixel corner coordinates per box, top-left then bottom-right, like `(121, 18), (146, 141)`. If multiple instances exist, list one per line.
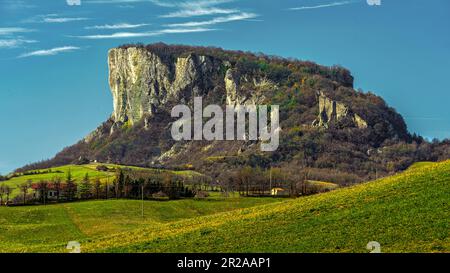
(0, 169), (195, 206)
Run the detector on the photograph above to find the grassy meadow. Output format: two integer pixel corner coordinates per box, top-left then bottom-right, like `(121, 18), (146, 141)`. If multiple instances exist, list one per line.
(0, 197), (284, 252)
(0, 160), (448, 253)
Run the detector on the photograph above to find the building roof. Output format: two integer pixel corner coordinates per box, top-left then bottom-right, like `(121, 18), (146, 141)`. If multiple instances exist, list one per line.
(31, 183), (69, 190)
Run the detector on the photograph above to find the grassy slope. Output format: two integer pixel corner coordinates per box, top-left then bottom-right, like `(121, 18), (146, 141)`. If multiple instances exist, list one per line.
(0, 197), (284, 252)
(74, 160), (448, 253)
(1, 161), (448, 253)
(1, 163), (202, 199)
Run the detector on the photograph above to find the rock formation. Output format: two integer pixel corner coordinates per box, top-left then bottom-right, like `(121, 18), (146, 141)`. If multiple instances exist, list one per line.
(107, 47), (271, 128)
(108, 47), (219, 125)
(20, 43), (417, 181)
(313, 92), (368, 129)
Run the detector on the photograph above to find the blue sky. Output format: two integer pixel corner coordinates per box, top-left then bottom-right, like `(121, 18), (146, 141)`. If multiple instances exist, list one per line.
(0, 0), (449, 174)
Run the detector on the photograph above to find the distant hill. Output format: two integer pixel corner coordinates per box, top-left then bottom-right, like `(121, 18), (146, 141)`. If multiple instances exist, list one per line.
(17, 43), (450, 184)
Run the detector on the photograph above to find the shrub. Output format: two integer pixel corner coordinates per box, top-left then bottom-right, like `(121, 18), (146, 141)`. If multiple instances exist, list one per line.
(195, 191), (209, 199)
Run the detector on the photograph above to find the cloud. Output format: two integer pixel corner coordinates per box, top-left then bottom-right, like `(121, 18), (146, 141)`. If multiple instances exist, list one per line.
(76, 27), (215, 39)
(0, 27), (33, 35)
(43, 17), (89, 23)
(159, 27), (216, 34)
(0, 39), (37, 49)
(85, 23), (150, 30)
(290, 1), (353, 11)
(85, 0), (244, 18)
(86, 0), (154, 3)
(165, 12), (257, 27)
(25, 14), (89, 24)
(161, 7), (238, 18)
(18, 46), (81, 58)
(150, 0), (234, 8)
(152, 0), (239, 18)
(77, 32), (157, 39)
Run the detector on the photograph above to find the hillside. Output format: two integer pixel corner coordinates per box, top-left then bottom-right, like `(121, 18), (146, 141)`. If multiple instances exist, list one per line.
(16, 43), (450, 185)
(1, 160), (448, 253)
(75, 160), (449, 253)
(0, 197), (284, 252)
(1, 163), (202, 200)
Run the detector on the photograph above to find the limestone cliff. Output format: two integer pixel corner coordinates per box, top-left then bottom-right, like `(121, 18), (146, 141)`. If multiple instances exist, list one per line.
(313, 92), (368, 129)
(107, 47), (270, 128)
(108, 47), (218, 125)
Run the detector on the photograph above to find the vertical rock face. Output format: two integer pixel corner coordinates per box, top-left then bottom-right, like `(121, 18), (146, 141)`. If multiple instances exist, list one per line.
(225, 68), (239, 105)
(108, 47), (220, 125)
(108, 47), (273, 128)
(313, 92), (368, 129)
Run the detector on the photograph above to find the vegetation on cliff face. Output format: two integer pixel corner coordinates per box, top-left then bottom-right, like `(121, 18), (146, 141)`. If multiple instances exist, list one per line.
(16, 43), (450, 185)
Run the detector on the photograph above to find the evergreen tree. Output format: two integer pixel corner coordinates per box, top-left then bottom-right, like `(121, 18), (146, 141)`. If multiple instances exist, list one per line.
(79, 173), (92, 199)
(65, 170), (77, 201)
(93, 178), (102, 199)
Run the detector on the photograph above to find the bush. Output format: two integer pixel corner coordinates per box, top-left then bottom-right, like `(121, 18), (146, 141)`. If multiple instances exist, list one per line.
(195, 191), (209, 199)
(152, 191), (168, 199)
(96, 165), (109, 172)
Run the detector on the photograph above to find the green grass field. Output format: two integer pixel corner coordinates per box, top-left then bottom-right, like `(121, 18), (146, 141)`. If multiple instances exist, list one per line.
(0, 160), (448, 253)
(0, 197), (284, 252)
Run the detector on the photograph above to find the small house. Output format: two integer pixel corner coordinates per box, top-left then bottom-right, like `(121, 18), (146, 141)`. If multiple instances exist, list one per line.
(31, 183), (68, 200)
(271, 187), (289, 196)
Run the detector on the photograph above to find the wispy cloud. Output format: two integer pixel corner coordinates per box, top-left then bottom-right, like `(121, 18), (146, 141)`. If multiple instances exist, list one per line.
(19, 46), (81, 58)
(161, 7), (238, 18)
(150, 0), (234, 8)
(151, 0), (239, 18)
(85, 0), (245, 19)
(290, 1), (353, 11)
(77, 32), (157, 39)
(43, 17), (89, 23)
(0, 27), (33, 35)
(165, 12), (258, 27)
(118, 5), (135, 8)
(25, 14), (89, 24)
(76, 27), (215, 39)
(86, 0), (154, 3)
(159, 27), (216, 34)
(85, 23), (150, 30)
(0, 39), (37, 49)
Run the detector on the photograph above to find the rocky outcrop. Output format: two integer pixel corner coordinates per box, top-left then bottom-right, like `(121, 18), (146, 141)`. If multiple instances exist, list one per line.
(313, 92), (367, 129)
(224, 68), (274, 106)
(108, 47), (275, 128)
(108, 47), (220, 125)
(225, 68), (239, 105)
(19, 44), (420, 179)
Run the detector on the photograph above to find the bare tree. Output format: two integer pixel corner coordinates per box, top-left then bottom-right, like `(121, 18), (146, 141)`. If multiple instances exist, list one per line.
(19, 182), (30, 205)
(93, 178), (102, 199)
(3, 185), (13, 205)
(0, 184), (5, 206)
(52, 177), (62, 202)
(37, 181), (48, 205)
